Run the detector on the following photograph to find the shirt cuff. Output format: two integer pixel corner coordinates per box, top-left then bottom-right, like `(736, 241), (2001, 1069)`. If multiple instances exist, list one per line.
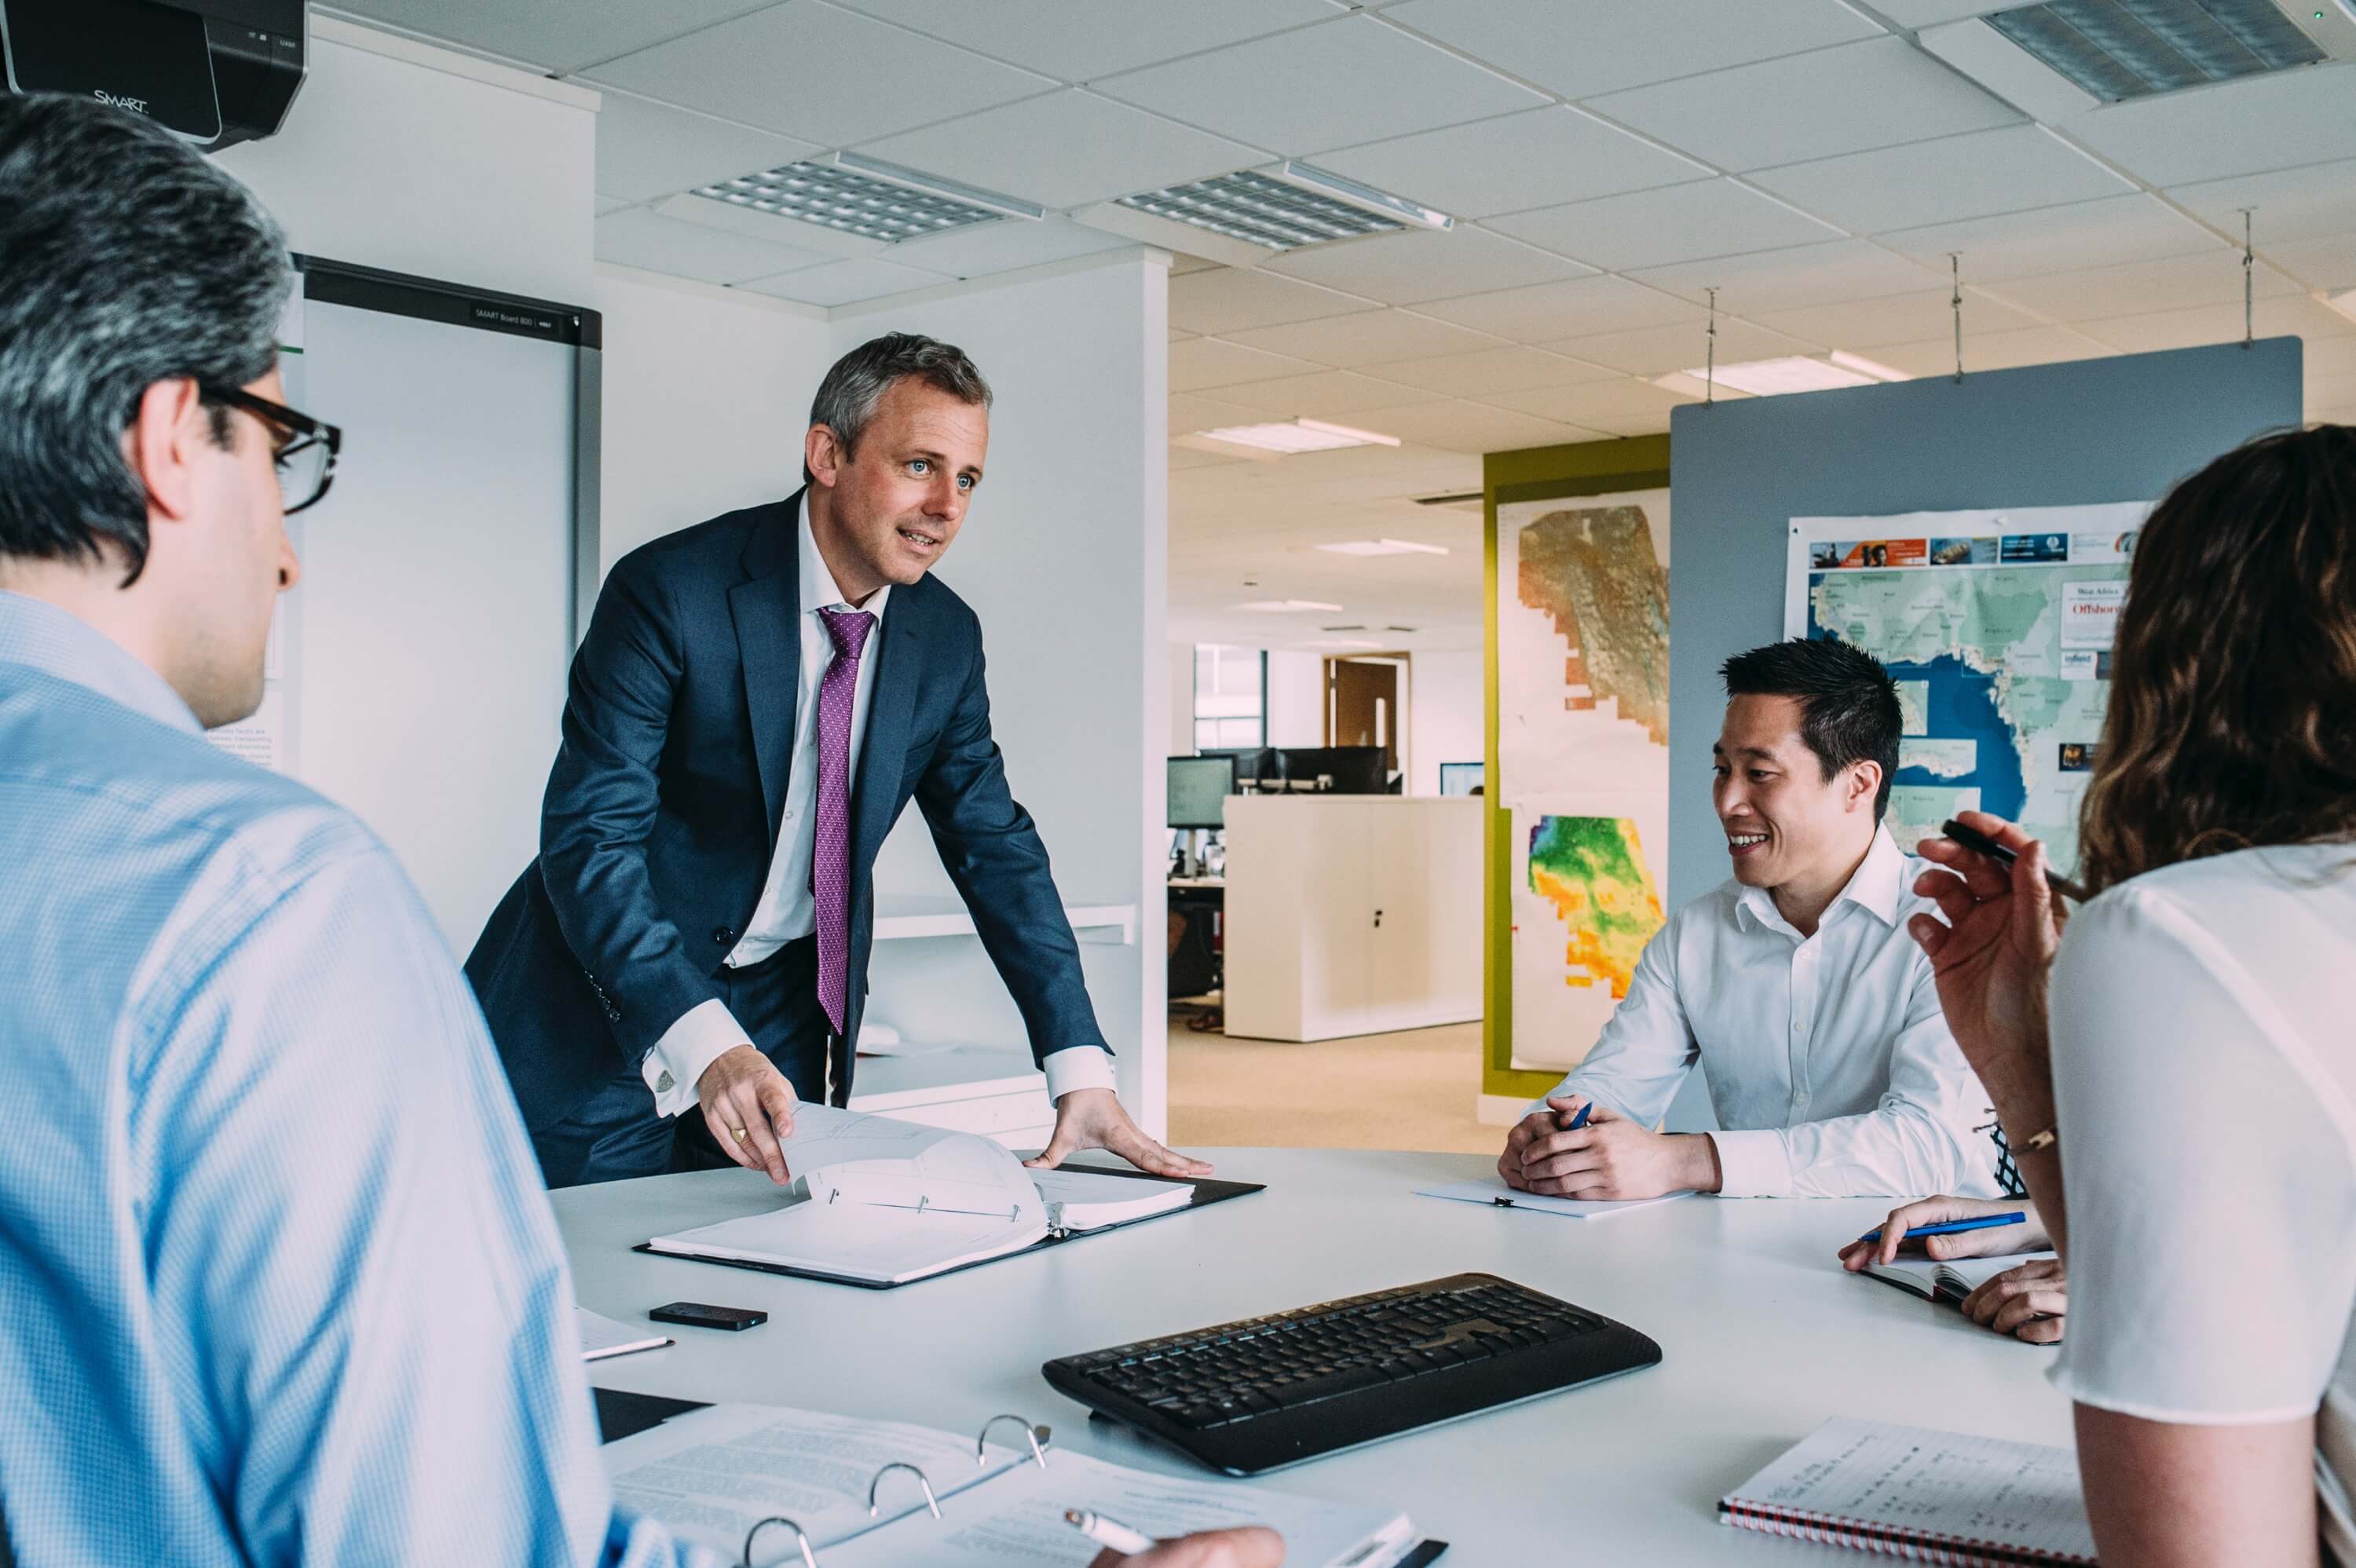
(642, 997), (751, 1118)
(1707, 1129), (1794, 1197)
(1041, 1046), (1116, 1102)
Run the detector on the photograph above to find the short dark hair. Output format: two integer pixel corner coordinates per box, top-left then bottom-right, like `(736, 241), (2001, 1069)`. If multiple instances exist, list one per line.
(804, 332), (990, 484)
(1721, 638), (1903, 821)
(0, 94), (290, 585)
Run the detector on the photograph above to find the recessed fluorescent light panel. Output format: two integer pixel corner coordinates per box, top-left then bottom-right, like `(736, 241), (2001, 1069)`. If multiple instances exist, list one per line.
(1303, 638), (1384, 650)
(1195, 418), (1404, 454)
(1985, 0), (2327, 101)
(2325, 287), (2356, 325)
(694, 152), (1042, 245)
(1665, 353), (1913, 398)
(1118, 163), (1451, 252)
(1237, 599), (1345, 612)
(1314, 539), (1453, 557)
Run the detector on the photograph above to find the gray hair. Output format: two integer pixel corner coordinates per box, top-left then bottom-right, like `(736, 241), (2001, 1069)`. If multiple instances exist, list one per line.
(0, 94), (291, 585)
(806, 332), (990, 482)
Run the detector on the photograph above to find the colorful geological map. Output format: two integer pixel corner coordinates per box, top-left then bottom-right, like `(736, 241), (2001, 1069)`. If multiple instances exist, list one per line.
(1515, 505), (1670, 747)
(1526, 814), (1666, 1000)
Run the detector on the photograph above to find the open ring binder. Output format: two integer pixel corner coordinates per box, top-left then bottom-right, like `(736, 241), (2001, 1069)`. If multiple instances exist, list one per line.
(741, 1515), (817, 1568)
(865, 1461), (940, 1519)
(976, 1413), (1050, 1470)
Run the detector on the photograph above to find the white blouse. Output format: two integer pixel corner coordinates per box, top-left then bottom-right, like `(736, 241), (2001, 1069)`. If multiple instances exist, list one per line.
(2047, 842), (2356, 1561)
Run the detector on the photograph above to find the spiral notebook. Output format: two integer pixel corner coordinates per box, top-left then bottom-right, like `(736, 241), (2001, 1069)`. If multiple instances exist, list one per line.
(1720, 1418), (2096, 1566)
(601, 1400), (1443, 1566)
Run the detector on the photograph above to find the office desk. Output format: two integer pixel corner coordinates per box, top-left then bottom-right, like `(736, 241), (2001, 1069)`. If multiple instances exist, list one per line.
(555, 1149), (2075, 1563)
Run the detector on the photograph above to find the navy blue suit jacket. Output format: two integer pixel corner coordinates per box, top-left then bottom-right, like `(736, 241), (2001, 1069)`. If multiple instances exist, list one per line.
(466, 494), (1108, 1132)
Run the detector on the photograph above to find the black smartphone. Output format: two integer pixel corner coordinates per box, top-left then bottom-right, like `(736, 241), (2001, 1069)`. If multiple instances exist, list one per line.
(649, 1300), (766, 1332)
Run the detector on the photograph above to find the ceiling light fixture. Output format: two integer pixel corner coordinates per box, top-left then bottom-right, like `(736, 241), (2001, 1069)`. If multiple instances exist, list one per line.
(692, 152), (1041, 246)
(1661, 356), (1879, 397)
(1194, 418), (1404, 454)
(2324, 287), (2356, 326)
(1236, 599), (1344, 613)
(1111, 162), (1451, 253)
(1301, 638), (1385, 650)
(1983, 0), (2332, 101)
(1314, 538), (1453, 557)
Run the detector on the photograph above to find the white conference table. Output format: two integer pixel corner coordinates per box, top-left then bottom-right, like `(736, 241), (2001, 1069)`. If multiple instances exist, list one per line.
(554, 1148), (2076, 1564)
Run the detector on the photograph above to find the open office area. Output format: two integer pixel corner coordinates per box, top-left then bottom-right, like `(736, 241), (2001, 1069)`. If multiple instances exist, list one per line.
(0, 2), (2352, 1564)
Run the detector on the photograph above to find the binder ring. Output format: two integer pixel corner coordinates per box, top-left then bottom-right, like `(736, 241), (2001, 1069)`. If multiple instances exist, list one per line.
(976, 1413), (1050, 1469)
(866, 1460), (942, 1519)
(742, 1515), (818, 1568)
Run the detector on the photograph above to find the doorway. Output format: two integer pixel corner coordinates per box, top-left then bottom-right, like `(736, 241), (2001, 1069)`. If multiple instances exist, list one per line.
(1325, 652), (1410, 781)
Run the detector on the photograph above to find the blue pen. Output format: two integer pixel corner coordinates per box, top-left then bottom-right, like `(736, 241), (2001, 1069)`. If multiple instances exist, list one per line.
(1858, 1211), (2025, 1245)
(1563, 1102), (1593, 1131)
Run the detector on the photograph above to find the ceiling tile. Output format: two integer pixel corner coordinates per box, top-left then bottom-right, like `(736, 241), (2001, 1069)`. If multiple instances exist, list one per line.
(2168, 159), (2356, 245)
(1169, 338), (1321, 391)
(595, 194), (636, 217)
(1747, 287), (2044, 349)
(1347, 398), (1604, 454)
(1630, 239), (1944, 313)
(1169, 253), (1224, 274)
(1878, 194), (2226, 283)
(1415, 273), (1703, 338)
(331, 0), (773, 74)
(594, 205), (835, 284)
(1867, 0), (2017, 22)
(1863, 325), (2115, 377)
(1383, 0), (1882, 100)
(1977, 247), (2300, 320)
(1488, 179), (1842, 271)
(2065, 64), (2356, 188)
(1539, 317), (1820, 375)
(886, 215), (1129, 278)
(1354, 345), (1622, 397)
(1314, 107), (1708, 220)
(1586, 37), (2019, 174)
(742, 256), (952, 305)
(1484, 378), (1699, 429)
(1093, 15), (1545, 156)
(593, 89), (824, 203)
(1168, 268), (1379, 334)
(1749, 125), (2131, 235)
(585, 4), (1055, 147)
(2072, 294), (2356, 356)
(1262, 225), (1592, 305)
(1169, 446), (1255, 471)
(1169, 391), (1268, 430)
(1197, 371), (1444, 418)
(854, 90), (1260, 209)
(1221, 308), (1504, 365)
(824, 0), (1333, 79)
(2255, 233), (2356, 294)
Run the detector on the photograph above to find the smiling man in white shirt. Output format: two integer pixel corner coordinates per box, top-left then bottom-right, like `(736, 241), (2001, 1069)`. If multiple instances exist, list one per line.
(1499, 638), (2003, 1201)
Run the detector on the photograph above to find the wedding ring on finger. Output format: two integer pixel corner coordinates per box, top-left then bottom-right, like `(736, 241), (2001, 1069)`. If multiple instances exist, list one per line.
(730, 1126), (748, 1142)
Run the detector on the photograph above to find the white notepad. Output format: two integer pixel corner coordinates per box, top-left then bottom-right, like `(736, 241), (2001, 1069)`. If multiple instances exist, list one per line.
(576, 1307), (673, 1363)
(1863, 1250), (2058, 1307)
(1721, 1417), (2097, 1566)
(1415, 1175), (1696, 1221)
(1028, 1168), (1194, 1231)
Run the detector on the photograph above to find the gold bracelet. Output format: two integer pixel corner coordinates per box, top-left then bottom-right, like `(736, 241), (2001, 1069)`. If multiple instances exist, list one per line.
(2016, 1126), (2057, 1153)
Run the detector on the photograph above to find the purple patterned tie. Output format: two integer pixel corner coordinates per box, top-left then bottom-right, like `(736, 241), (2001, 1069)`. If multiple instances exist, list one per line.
(812, 606), (875, 1036)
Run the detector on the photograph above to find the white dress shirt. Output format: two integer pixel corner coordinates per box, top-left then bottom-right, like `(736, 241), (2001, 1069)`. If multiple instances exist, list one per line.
(2044, 843), (2356, 1563)
(643, 497), (1114, 1117)
(1538, 826), (2003, 1198)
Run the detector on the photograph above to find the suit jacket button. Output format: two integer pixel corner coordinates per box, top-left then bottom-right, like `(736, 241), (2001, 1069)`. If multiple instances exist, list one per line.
(713, 927), (736, 946)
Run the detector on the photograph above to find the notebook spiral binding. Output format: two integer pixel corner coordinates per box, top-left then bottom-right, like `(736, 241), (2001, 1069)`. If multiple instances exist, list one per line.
(738, 1413), (1053, 1566)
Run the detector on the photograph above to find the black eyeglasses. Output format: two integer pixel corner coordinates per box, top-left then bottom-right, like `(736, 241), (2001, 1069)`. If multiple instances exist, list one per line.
(199, 383), (342, 514)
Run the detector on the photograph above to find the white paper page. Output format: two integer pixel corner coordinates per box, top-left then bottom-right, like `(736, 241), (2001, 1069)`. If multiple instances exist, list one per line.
(1937, 1251), (2059, 1295)
(1030, 1168), (1193, 1230)
(1415, 1176), (1696, 1221)
(823, 1450), (1414, 1568)
(652, 1200), (1047, 1285)
(604, 1403), (1025, 1560)
(1725, 1418), (2095, 1562)
(576, 1307), (672, 1361)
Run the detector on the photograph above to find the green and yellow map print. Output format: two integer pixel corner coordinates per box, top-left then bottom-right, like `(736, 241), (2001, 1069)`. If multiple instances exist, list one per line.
(1786, 503), (2146, 879)
(1527, 815), (1666, 1001)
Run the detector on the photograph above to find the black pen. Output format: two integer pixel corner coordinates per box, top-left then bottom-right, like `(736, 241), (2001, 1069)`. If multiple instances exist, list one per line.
(1937, 818), (2091, 904)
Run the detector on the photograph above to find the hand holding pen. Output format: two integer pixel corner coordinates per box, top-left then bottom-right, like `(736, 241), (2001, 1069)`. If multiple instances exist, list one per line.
(1067, 1510), (1284, 1567)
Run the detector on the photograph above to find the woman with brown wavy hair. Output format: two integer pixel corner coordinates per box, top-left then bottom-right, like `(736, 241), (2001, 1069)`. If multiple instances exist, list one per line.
(1906, 422), (2356, 1566)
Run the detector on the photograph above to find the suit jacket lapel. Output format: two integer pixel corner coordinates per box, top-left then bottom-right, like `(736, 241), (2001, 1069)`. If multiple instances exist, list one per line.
(729, 495), (803, 849)
(851, 587), (924, 872)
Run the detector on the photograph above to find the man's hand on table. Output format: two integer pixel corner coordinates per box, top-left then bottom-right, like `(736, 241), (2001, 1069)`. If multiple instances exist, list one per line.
(1028, 1087), (1213, 1179)
(695, 1044), (797, 1184)
(1841, 1194), (2065, 1343)
(1501, 1095), (1720, 1199)
(1090, 1526), (1284, 1567)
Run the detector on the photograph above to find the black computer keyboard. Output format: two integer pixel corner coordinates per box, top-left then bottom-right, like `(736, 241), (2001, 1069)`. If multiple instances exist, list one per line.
(1042, 1272), (1662, 1475)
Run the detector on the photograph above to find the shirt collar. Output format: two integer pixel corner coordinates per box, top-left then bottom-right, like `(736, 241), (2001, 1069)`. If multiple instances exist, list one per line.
(1735, 825), (1907, 933)
(0, 590), (202, 736)
(795, 492), (891, 624)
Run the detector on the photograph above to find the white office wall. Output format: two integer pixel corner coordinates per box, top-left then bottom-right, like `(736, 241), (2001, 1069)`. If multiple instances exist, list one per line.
(218, 23), (596, 305)
(848, 256), (1173, 1134)
(594, 267), (833, 572)
(1410, 648), (1484, 796)
(1267, 650), (1325, 746)
(1169, 644), (1195, 755)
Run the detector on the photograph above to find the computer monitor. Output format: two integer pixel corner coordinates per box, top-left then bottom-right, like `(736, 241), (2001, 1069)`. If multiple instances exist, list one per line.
(1273, 746), (1388, 795)
(1198, 745), (1274, 791)
(1439, 762), (1484, 796)
(1168, 755), (1235, 829)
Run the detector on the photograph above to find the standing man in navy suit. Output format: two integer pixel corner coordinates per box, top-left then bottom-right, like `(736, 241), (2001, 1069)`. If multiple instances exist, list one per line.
(469, 334), (1203, 1188)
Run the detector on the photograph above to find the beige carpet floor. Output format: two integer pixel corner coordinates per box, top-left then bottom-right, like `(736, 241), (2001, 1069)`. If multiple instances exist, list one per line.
(1165, 1003), (1500, 1154)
